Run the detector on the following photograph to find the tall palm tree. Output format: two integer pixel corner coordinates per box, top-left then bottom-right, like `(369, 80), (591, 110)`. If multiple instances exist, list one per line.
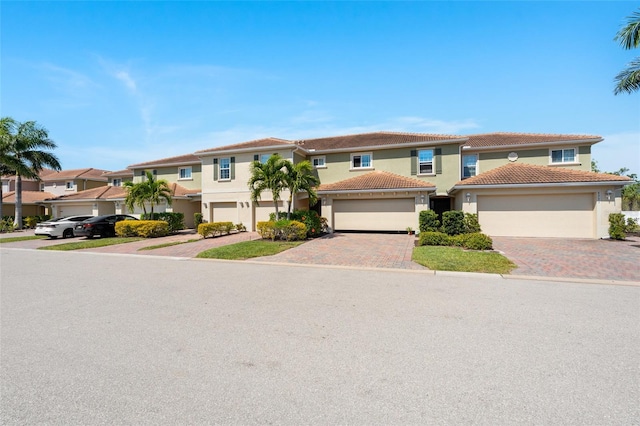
(0, 117), (62, 229)
(248, 154), (288, 217)
(614, 9), (640, 95)
(283, 160), (320, 219)
(123, 171), (173, 216)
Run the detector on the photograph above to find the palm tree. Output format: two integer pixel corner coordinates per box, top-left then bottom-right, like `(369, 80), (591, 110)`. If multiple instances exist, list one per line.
(123, 171), (173, 216)
(614, 9), (640, 95)
(248, 154), (288, 217)
(0, 117), (62, 228)
(283, 160), (320, 219)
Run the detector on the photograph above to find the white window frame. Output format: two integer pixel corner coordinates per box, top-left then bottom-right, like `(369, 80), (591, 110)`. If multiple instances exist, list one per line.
(418, 149), (435, 175)
(40, 183), (45, 191)
(312, 156), (326, 168)
(462, 154), (478, 179)
(65, 181), (74, 190)
(350, 152), (373, 170)
(549, 148), (578, 165)
(112, 178), (122, 187)
(179, 166), (192, 180)
(219, 158), (231, 181)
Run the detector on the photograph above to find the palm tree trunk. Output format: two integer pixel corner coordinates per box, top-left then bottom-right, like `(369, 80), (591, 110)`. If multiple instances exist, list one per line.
(13, 174), (22, 229)
(274, 198), (279, 218)
(286, 194), (293, 220)
(0, 181), (4, 220)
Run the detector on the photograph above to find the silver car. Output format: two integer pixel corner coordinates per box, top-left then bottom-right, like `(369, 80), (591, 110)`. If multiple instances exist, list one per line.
(35, 215), (94, 239)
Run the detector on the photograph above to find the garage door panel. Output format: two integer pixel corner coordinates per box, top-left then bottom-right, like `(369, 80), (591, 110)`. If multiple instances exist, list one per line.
(333, 198), (415, 231)
(478, 194), (594, 238)
(254, 202), (283, 224)
(57, 205), (93, 217)
(212, 202), (238, 223)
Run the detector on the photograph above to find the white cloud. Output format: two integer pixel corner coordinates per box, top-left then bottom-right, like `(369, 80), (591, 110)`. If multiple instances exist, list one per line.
(593, 132), (640, 176)
(114, 70), (137, 92)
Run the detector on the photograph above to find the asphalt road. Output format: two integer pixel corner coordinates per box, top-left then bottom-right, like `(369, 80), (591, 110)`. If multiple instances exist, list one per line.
(1, 248), (639, 425)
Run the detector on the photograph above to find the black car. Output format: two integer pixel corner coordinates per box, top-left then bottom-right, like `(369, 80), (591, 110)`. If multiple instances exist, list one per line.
(74, 214), (138, 238)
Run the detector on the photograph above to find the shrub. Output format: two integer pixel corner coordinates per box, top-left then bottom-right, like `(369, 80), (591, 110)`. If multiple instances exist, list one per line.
(442, 210), (465, 235)
(459, 233), (493, 250)
(141, 212), (184, 233)
(198, 222), (235, 238)
(625, 217), (640, 233)
(463, 213), (481, 233)
(419, 210), (440, 232)
(257, 221), (277, 240)
(608, 213), (626, 240)
(194, 212), (203, 228)
(257, 220), (307, 241)
(115, 220), (169, 238)
(269, 210), (324, 237)
(235, 223), (246, 232)
(0, 218), (15, 233)
(24, 216), (39, 229)
(418, 231), (451, 246)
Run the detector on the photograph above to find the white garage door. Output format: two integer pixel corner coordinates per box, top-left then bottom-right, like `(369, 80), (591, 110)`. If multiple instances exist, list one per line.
(57, 204), (93, 217)
(333, 198), (416, 231)
(477, 194), (595, 238)
(254, 202), (283, 224)
(211, 202), (238, 223)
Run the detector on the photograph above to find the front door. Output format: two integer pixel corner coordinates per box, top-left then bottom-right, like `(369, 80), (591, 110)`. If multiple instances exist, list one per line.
(429, 197), (452, 222)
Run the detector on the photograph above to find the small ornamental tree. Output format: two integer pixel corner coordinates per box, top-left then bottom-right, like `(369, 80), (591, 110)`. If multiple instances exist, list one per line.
(608, 213), (627, 240)
(442, 210), (465, 235)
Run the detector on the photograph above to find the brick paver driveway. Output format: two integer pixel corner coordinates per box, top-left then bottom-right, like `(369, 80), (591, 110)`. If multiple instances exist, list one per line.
(493, 236), (640, 282)
(254, 232), (426, 270)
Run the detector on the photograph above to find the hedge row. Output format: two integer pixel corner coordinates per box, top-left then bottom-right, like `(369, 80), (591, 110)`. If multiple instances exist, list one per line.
(198, 222), (235, 238)
(418, 231), (493, 251)
(141, 212), (185, 233)
(419, 210), (481, 235)
(269, 210), (325, 238)
(115, 220), (170, 238)
(257, 220), (307, 241)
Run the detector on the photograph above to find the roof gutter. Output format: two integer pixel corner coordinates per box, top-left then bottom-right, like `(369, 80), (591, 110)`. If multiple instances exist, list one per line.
(318, 187), (436, 195)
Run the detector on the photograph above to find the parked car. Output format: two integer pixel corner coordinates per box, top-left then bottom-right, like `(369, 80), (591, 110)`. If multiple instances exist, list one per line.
(35, 215), (94, 239)
(74, 214), (138, 238)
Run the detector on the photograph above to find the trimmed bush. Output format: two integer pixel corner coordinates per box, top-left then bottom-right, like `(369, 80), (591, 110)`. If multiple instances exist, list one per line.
(419, 210), (440, 233)
(194, 212), (203, 228)
(458, 233), (493, 250)
(24, 216), (39, 229)
(235, 223), (246, 232)
(141, 212), (184, 233)
(257, 220), (307, 241)
(608, 213), (626, 240)
(625, 217), (640, 233)
(0, 218), (15, 233)
(115, 220), (169, 238)
(418, 231), (451, 246)
(463, 213), (481, 234)
(442, 210), (465, 235)
(269, 210), (324, 237)
(198, 222), (235, 238)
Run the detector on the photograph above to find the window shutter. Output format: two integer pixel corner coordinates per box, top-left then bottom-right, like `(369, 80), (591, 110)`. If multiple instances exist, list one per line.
(213, 158), (218, 181)
(254, 154), (259, 162)
(230, 157), (236, 180)
(435, 148), (442, 174)
(410, 150), (417, 176)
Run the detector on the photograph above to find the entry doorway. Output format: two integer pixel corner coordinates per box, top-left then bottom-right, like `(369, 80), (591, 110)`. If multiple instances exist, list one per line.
(429, 197), (452, 221)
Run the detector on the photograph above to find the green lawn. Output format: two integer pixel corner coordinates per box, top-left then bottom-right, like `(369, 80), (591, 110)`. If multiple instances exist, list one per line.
(412, 246), (516, 274)
(138, 239), (200, 251)
(197, 240), (305, 260)
(38, 237), (145, 251)
(0, 235), (47, 243)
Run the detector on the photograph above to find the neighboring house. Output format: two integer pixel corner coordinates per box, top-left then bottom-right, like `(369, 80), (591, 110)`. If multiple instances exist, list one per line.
(1, 169), (57, 217)
(42, 155), (202, 228)
(196, 131), (631, 238)
(40, 168), (109, 196)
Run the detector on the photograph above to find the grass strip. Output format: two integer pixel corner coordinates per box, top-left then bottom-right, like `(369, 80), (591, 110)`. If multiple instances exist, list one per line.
(197, 239), (305, 260)
(138, 239), (200, 251)
(412, 245), (516, 274)
(38, 237), (145, 251)
(0, 235), (48, 243)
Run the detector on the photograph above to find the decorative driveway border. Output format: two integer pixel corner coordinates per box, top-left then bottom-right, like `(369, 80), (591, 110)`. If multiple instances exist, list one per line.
(253, 233), (426, 270)
(492, 236), (640, 283)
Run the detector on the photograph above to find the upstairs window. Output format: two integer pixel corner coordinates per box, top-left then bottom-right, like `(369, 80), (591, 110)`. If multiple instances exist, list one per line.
(261, 154), (271, 164)
(179, 167), (192, 180)
(65, 181), (74, 190)
(219, 158), (231, 180)
(112, 178), (122, 187)
(351, 153), (372, 169)
(550, 148), (576, 164)
(418, 149), (434, 174)
(462, 154), (478, 178)
(312, 156), (326, 168)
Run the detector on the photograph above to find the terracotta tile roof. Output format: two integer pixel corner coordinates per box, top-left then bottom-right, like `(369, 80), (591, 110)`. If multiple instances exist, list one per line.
(464, 132), (602, 149)
(2, 191), (56, 204)
(42, 168), (110, 182)
(128, 154), (200, 168)
(169, 183), (200, 197)
(102, 169), (133, 177)
(196, 138), (294, 154)
(318, 171), (435, 192)
(454, 163), (632, 186)
(43, 183), (200, 201)
(297, 131), (464, 151)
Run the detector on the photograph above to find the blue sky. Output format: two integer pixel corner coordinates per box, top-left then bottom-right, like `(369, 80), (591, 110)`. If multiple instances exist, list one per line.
(2, 1), (639, 175)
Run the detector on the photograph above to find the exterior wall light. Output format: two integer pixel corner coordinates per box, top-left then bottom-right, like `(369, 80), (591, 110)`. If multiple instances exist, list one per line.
(606, 189), (613, 201)
(466, 192), (471, 202)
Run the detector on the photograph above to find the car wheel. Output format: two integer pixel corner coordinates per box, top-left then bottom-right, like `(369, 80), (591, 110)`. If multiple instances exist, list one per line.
(63, 229), (74, 239)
